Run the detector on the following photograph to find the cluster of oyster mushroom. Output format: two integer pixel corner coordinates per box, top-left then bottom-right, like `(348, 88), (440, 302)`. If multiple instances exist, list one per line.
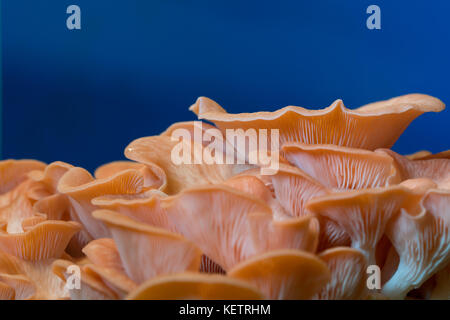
(0, 94), (448, 300)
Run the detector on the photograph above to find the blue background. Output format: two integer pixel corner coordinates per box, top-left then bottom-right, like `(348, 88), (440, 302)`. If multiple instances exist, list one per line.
(1, 0), (449, 172)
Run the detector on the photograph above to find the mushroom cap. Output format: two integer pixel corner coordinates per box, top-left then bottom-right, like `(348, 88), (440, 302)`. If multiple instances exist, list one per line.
(228, 249), (330, 299)
(33, 193), (70, 221)
(124, 133), (250, 195)
(82, 238), (124, 271)
(417, 149), (450, 160)
(94, 161), (167, 191)
(127, 272), (264, 300)
(83, 263), (137, 298)
(377, 149), (450, 188)
(248, 212), (319, 254)
(93, 209), (202, 283)
(405, 150), (432, 160)
(92, 190), (171, 231)
(27, 161), (74, 194)
(0, 220), (81, 260)
(190, 94), (444, 150)
(57, 167), (147, 239)
(0, 159), (46, 195)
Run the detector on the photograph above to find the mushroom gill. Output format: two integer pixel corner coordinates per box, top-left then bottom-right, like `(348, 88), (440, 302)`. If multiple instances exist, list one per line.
(382, 188), (450, 299)
(377, 149), (450, 188)
(94, 161), (167, 191)
(0, 93), (448, 301)
(314, 247), (368, 300)
(306, 185), (423, 265)
(159, 184), (272, 271)
(282, 143), (400, 190)
(91, 190), (171, 231)
(92, 209), (202, 284)
(57, 167), (147, 241)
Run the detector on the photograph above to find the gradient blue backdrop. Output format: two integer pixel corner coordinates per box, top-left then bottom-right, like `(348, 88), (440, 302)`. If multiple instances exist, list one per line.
(1, 0), (449, 171)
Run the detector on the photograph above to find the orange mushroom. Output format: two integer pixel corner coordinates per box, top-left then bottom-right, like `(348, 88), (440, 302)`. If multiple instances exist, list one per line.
(0, 220), (81, 260)
(159, 184), (272, 271)
(92, 209), (202, 283)
(125, 134), (249, 195)
(52, 259), (117, 300)
(248, 212), (319, 254)
(0, 281), (15, 300)
(0, 159), (46, 195)
(0, 251), (70, 299)
(314, 247), (368, 300)
(81, 239), (137, 298)
(269, 163), (329, 218)
(382, 188), (450, 299)
(306, 185), (423, 265)
(377, 149), (450, 188)
(57, 167), (148, 241)
(228, 249), (330, 299)
(127, 272), (264, 300)
(91, 190), (172, 231)
(94, 161), (167, 191)
(405, 150), (432, 160)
